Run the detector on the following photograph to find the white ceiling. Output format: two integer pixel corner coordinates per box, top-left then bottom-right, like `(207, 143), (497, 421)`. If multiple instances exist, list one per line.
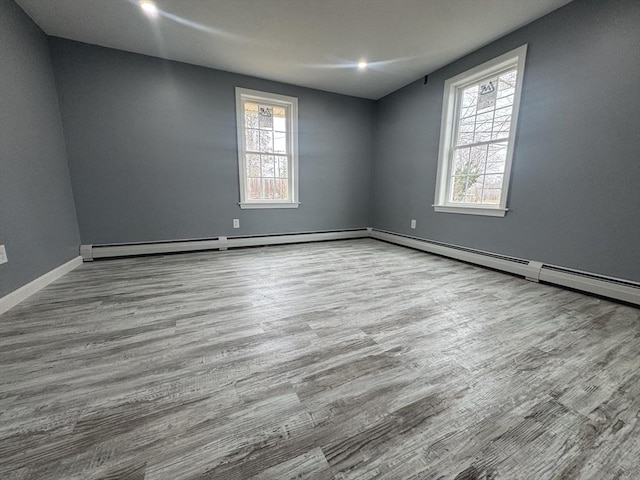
(17, 0), (573, 99)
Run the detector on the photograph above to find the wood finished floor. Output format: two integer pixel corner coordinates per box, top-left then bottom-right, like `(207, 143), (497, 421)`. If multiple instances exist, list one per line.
(1, 239), (639, 480)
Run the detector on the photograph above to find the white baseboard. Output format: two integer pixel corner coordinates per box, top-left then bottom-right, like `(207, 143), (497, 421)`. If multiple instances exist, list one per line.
(81, 229), (369, 261)
(226, 229), (368, 249)
(370, 229), (640, 306)
(0, 256), (83, 315)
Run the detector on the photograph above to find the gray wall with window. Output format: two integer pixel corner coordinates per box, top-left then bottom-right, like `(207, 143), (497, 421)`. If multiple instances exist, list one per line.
(371, 0), (640, 282)
(48, 38), (375, 245)
(2, 0), (638, 301)
(0, 0), (80, 298)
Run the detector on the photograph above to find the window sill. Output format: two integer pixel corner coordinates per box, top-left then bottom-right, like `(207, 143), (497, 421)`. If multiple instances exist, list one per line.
(239, 202), (300, 209)
(433, 205), (508, 217)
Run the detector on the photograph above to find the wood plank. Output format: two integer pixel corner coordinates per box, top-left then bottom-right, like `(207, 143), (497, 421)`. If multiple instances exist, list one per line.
(0, 239), (638, 479)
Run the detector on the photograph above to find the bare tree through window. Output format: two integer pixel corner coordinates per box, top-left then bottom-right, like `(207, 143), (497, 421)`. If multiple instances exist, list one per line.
(236, 88), (298, 208)
(244, 103), (290, 201)
(450, 69), (517, 205)
(434, 45), (527, 216)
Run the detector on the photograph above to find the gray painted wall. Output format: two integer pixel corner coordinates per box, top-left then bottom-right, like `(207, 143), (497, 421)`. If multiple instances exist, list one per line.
(0, 0), (80, 297)
(48, 38), (374, 245)
(3, 0), (637, 301)
(371, 0), (640, 282)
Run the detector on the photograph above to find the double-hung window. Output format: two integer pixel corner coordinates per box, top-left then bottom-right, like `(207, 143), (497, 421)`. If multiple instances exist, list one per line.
(434, 45), (527, 217)
(235, 88), (299, 209)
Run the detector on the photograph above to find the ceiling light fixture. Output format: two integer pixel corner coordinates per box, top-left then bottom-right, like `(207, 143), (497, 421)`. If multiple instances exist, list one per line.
(357, 61), (368, 70)
(139, 0), (158, 17)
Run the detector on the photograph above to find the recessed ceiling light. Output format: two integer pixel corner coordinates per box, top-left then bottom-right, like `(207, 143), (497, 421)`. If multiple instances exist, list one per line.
(139, 0), (158, 17)
(357, 61), (368, 70)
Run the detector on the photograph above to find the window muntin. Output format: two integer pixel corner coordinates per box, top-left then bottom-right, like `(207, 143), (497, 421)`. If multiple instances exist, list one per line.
(434, 45), (527, 217)
(235, 88), (298, 209)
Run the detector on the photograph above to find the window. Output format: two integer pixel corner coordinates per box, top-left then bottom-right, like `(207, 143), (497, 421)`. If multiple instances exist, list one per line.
(434, 45), (527, 217)
(235, 88), (299, 209)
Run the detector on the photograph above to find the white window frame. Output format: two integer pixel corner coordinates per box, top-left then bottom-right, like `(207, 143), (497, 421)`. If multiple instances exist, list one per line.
(235, 87), (299, 209)
(433, 45), (527, 217)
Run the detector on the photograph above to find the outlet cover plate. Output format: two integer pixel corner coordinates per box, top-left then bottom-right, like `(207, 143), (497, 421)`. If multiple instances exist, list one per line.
(0, 245), (7, 264)
(410, 219), (416, 229)
(233, 219), (240, 229)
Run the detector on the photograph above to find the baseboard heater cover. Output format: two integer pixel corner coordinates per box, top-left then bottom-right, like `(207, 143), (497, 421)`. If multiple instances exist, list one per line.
(370, 229), (640, 306)
(538, 266), (640, 305)
(81, 229), (369, 261)
(78, 228), (638, 306)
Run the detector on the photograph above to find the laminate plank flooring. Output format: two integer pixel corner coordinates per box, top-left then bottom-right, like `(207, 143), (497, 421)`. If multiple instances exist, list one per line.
(1, 239), (639, 479)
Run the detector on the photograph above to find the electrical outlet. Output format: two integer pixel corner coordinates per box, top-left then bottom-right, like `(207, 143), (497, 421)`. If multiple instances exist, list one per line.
(233, 219), (240, 229)
(410, 219), (416, 229)
(0, 245), (7, 264)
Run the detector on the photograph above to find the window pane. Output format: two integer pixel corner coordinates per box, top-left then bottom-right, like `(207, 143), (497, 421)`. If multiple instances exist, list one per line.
(460, 86), (478, 118)
(261, 155), (275, 177)
(456, 116), (475, 146)
(274, 179), (288, 199)
(244, 102), (259, 129)
(486, 143), (507, 174)
(451, 176), (469, 202)
(247, 177), (261, 200)
(492, 106), (512, 140)
(259, 105), (273, 129)
(244, 103), (260, 128)
(482, 174), (504, 204)
(484, 174), (503, 189)
(259, 130), (273, 153)
(262, 178), (275, 199)
(496, 94), (514, 109)
(464, 175), (484, 203)
(274, 118), (286, 132)
(246, 154), (260, 177)
(274, 132), (287, 154)
(273, 107), (287, 132)
(468, 145), (487, 175)
(498, 71), (517, 97)
(482, 188), (502, 204)
(453, 147), (470, 172)
(245, 112), (259, 129)
(474, 111), (493, 143)
(277, 157), (288, 178)
(245, 129), (260, 151)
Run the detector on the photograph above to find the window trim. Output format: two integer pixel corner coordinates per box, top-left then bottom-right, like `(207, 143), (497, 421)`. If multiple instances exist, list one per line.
(235, 87), (299, 209)
(433, 44), (527, 217)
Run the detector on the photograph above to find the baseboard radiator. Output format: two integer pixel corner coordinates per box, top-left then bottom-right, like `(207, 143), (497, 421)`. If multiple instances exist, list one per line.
(78, 227), (638, 306)
(370, 229), (640, 306)
(80, 229), (369, 261)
